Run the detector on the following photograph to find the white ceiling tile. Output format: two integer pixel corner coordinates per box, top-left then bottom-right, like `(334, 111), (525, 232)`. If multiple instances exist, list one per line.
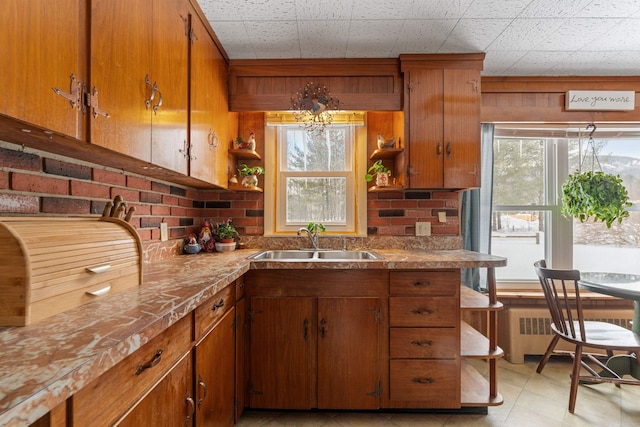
(488, 18), (564, 50)
(198, 0), (640, 75)
(462, 0), (531, 19)
(519, 0), (593, 18)
(440, 18), (513, 52)
(298, 21), (350, 57)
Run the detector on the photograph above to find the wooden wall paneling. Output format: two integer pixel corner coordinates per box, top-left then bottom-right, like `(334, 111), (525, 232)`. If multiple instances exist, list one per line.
(481, 76), (640, 122)
(228, 59), (402, 111)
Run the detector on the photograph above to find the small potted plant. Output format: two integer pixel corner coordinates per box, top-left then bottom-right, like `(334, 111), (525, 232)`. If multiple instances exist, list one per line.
(561, 170), (632, 228)
(238, 164), (264, 188)
(215, 219), (238, 243)
(365, 160), (391, 187)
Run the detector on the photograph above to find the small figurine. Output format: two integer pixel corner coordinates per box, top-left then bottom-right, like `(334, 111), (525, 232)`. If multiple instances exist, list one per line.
(198, 220), (216, 252)
(247, 132), (256, 150)
(183, 233), (201, 254)
(377, 134), (397, 149)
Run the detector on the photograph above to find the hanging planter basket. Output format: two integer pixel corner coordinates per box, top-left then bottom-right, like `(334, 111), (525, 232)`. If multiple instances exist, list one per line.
(561, 124), (632, 228)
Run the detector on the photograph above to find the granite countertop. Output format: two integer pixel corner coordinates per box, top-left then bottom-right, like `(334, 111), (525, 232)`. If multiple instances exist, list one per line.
(0, 248), (505, 426)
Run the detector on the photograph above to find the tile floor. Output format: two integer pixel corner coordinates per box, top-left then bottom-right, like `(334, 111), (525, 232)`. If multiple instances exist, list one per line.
(236, 356), (640, 426)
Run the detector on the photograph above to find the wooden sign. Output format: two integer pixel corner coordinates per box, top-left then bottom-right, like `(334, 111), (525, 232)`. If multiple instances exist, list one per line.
(565, 90), (635, 111)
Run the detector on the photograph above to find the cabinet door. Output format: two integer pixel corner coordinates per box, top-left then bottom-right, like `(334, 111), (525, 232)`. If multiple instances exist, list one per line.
(189, 11), (230, 186)
(442, 68), (481, 189)
(249, 297), (315, 409)
(117, 352), (194, 427)
(317, 297), (381, 409)
(150, 0), (189, 174)
(407, 68), (444, 188)
(90, 0), (152, 160)
(195, 308), (236, 427)
(0, 0), (84, 138)
(235, 297), (247, 421)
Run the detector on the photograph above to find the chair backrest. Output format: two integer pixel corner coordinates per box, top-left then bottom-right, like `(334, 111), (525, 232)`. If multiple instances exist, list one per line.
(533, 260), (586, 342)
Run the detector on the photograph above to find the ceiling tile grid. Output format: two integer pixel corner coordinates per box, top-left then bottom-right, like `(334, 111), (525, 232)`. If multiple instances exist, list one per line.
(199, 0), (640, 75)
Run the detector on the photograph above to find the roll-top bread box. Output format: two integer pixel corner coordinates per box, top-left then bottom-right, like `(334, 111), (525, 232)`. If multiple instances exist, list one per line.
(0, 217), (143, 326)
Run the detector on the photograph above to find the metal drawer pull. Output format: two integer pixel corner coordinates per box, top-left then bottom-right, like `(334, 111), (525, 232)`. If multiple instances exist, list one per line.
(411, 308), (434, 315)
(412, 280), (431, 287)
(135, 349), (163, 375)
(86, 264), (111, 274)
(412, 377), (434, 385)
(86, 285), (111, 297)
(211, 299), (224, 311)
(411, 339), (434, 347)
(185, 392), (195, 424)
(197, 375), (207, 408)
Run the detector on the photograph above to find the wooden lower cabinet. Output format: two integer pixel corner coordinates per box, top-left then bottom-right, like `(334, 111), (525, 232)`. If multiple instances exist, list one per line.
(193, 285), (237, 427)
(246, 270), (385, 410)
(386, 270), (461, 409)
(71, 315), (192, 427)
(194, 308), (236, 427)
(117, 352), (194, 426)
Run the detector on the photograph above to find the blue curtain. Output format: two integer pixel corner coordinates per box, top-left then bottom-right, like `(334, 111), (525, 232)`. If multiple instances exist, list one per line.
(461, 123), (495, 291)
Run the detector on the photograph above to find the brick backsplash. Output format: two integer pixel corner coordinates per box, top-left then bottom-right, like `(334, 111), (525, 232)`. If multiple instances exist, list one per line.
(0, 141), (460, 244)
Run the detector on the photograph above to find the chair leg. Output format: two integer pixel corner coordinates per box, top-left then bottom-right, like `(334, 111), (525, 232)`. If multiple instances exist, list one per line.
(568, 344), (583, 414)
(537, 334), (561, 373)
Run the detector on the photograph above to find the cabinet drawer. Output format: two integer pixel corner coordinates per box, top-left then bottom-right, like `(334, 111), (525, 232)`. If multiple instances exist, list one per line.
(390, 328), (458, 359)
(390, 297), (458, 327)
(72, 314), (192, 427)
(390, 271), (459, 296)
(194, 285), (235, 340)
(389, 359), (459, 402)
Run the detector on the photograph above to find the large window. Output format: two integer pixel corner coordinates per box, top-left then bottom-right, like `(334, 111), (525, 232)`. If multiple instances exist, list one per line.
(264, 120), (367, 235)
(492, 125), (640, 284)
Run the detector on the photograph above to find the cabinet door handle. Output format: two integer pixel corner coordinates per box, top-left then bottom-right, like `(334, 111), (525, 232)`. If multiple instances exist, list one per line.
(145, 75), (157, 110)
(303, 318), (309, 341)
(197, 374), (207, 408)
(446, 141), (452, 157)
(134, 349), (163, 375)
(412, 377), (434, 385)
(411, 280), (431, 287)
(411, 308), (434, 315)
(212, 299), (224, 311)
(185, 392), (195, 424)
(320, 318), (327, 338)
(437, 141), (442, 156)
(153, 88), (163, 114)
(411, 339), (434, 347)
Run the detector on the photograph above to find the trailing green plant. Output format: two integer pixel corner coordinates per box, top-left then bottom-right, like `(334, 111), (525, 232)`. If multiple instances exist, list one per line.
(365, 160), (391, 182)
(237, 164), (264, 176)
(561, 170), (632, 228)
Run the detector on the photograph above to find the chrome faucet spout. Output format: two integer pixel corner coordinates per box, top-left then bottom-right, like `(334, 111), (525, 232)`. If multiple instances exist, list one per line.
(297, 225), (320, 250)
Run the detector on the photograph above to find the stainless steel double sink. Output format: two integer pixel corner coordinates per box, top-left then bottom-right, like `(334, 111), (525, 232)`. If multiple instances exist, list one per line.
(247, 249), (384, 261)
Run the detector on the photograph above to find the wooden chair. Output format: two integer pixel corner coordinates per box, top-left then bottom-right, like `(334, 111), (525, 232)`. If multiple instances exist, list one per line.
(533, 260), (640, 413)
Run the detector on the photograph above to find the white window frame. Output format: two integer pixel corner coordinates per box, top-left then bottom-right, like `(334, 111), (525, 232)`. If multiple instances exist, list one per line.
(263, 120), (368, 236)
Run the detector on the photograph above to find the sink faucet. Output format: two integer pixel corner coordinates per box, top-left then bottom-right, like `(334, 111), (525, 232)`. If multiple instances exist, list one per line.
(297, 223), (321, 250)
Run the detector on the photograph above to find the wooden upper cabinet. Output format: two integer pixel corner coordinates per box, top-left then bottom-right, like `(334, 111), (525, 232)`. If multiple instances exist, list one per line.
(90, 0), (189, 174)
(0, 0), (85, 139)
(150, 0), (189, 175)
(189, 11), (231, 187)
(401, 54), (484, 190)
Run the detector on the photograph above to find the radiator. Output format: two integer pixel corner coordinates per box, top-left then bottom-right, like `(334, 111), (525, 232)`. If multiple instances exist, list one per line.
(498, 307), (635, 363)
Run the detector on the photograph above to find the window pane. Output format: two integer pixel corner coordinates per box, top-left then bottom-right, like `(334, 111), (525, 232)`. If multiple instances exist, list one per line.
(284, 128), (347, 172)
(285, 177), (347, 223)
(492, 210), (545, 281)
(569, 138), (640, 275)
(493, 139), (545, 205)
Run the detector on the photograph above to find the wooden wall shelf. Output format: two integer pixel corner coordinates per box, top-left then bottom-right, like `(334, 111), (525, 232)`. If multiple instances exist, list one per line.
(228, 184), (263, 192)
(370, 148), (403, 160)
(229, 149), (261, 160)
